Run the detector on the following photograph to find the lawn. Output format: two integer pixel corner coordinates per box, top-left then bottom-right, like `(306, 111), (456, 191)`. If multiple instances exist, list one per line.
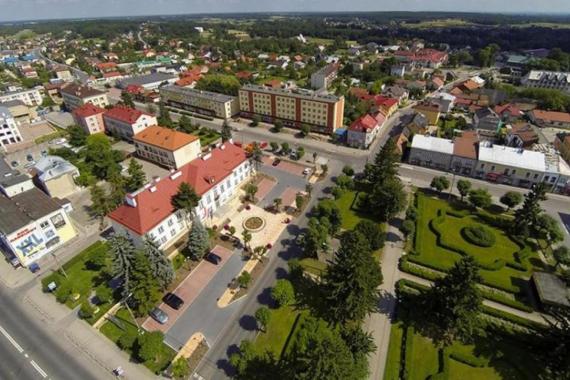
(254, 306), (306, 358)
(100, 308), (176, 374)
(384, 321), (541, 380)
(335, 190), (375, 230)
(409, 192), (540, 298)
(197, 128), (221, 146)
(299, 258), (327, 277)
(41, 241), (118, 324)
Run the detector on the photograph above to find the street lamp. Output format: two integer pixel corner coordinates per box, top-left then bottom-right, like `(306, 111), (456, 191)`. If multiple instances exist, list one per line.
(122, 293), (141, 332)
(51, 253), (68, 279)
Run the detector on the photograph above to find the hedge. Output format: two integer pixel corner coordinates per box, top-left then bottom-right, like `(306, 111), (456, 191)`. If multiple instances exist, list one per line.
(462, 225), (496, 247)
(403, 326), (415, 380)
(449, 351), (487, 367)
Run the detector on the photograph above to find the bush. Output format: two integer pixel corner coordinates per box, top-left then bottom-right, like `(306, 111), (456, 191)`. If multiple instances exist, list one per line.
(462, 225), (496, 247)
(173, 253), (185, 270)
(449, 351), (487, 367)
(95, 286), (113, 305)
(335, 174), (354, 190)
(79, 301), (94, 319)
(136, 331), (165, 363)
(342, 165), (355, 176)
(237, 271), (252, 288)
(406, 206), (418, 221)
(401, 220), (416, 237)
(271, 279), (295, 307)
(171, 357), (190, 379)
(118, 332), (137, 350)
(55, 281), (72, 303)
(331, 186), (344, 199)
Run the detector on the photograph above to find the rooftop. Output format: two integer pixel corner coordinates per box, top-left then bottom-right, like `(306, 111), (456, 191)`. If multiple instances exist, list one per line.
(241, 84), (342, 103)
(478, 143), (546, 172)
(60, 83), (105, 99)
(533, 272), (570, 307)
(0, 188), (62, 235)
(349, 114), (377, 133)
(133, 125), (199, 151)
(33, 156), (79, 183)
(72, 103), (105, 118)
(411, 135), (454, 155)
(104, 106), (150, 124)
(453, 131), (479, 160)
(161, 85), (236, 103)
(0, 159), (31, 189)
(531, 109), (570, 123)
(108, 143), (247, 235)
(118, 73), (177, 88)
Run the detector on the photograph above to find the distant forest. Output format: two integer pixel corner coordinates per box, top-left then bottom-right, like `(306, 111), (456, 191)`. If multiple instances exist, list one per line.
(2, 12), (570, 52)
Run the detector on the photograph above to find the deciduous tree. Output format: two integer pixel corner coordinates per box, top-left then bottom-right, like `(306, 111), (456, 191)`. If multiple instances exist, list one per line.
(500, 191), (523, 211)
(456, 179), (472, 201)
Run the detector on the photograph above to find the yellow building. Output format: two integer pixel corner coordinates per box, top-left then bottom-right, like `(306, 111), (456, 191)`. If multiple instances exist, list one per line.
(239, 84), (345, 134)
(0, 188), (77, 267)
(134, 126), (202, 169)
(414, 103), (441, 125)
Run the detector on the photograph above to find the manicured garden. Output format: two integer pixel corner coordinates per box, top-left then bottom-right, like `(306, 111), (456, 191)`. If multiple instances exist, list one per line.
(406, 192), (541, 303)
(253, 306), (307, 358)
(41, 241), (119, 324)
(100, 308), (176, 374)
(335, 189), (375, 230)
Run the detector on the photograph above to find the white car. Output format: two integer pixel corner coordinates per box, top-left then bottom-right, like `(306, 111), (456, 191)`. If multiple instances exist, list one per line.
(303, 168), (311, 175)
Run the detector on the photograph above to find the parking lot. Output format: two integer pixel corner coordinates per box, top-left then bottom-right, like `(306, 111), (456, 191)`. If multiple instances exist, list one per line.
(261, 155), (313, 177)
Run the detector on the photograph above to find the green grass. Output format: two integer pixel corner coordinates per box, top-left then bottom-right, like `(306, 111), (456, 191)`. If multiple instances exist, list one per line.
(197, 128), (221, 146)
(335, 190), (376, 230)
(410, 192), (539, 297)
(254, 306), (306, 358)
(41, 241), (117, 324)
(298, 258), (327, 276)
(100, 308), (176, 374)
(408, 332), (440, 380)
(383, 323), (404, 380)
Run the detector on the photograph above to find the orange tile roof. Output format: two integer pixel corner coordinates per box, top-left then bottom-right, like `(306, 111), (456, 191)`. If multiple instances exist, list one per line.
(108, 143), (247, 235)
(453, 131), (479, 159)
(133, 125), (199, 151)
(531, 109), (570, 123)
(349, 114), (378, 132)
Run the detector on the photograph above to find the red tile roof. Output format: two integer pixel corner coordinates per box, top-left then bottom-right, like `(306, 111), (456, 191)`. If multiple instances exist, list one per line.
(104, 106), (149, 124)
(394, 48), (448, 63)
(176, 76), (198, 87)
(494, 103), (522, 118)
(125, 84), (144, 95)
(107, 143), (247, 235)
(235, 71), (253, 80)
(349, 87), (370, 99)
(103, 71), (122, 78)
(349, 114), (378, 132)
(73, 103), (105, 118)
(96, 62), (117, 70)
(453, 131), (479, 159)
(531, 110), (570, 123)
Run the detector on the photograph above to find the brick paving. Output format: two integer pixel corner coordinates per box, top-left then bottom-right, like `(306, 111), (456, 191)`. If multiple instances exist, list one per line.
(255, 177), (276, 201)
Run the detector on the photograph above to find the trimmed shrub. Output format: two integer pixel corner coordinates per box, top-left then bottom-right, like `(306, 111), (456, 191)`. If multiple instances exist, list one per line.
(118, 332), (137, 350)
(449, 351), (487, 367)
(462, 225), (496, 247)
(401, 220), (416, 237)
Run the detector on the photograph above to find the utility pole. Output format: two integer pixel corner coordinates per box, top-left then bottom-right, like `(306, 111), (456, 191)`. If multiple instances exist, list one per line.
(51, 253), (68, 279)
(448, 171), (457, 200)
(122, 293), (141, 332)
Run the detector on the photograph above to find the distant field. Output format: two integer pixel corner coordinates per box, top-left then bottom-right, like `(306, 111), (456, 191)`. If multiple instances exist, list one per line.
(401, 19), (476, 29)
(227, 29), (250, 40)
(306, 37), (357, 46)
(510, 22), (570, 29)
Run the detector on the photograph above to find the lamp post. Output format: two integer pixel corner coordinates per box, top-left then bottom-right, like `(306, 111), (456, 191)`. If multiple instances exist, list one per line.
(122, 293), (141, 332)
(51, 253), (68, 279)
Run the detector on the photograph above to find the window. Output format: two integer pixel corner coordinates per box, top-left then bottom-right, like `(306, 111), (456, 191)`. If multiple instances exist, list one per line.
(50, 214), (66, 229)
(168, 219), (173, 227)
(534, 174), (539, 179)
(158, 226), (165, 234)
(170, 229), (176, 237)
(160, 236), (167, 244)
(491, 165), (495, 171)
(40, 221), (50, 229)
(544, 176), (550, 182)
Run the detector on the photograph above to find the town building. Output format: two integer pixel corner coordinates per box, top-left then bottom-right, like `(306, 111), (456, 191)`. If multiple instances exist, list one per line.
(394, 48), (448, 68)
(474, 108), (502, 138)
(54, 67), (73, 82)
(1, 99), (34, 124)
(0, 87), (43, 107)
(494, 103), (523, 123)
(382, 86), (409, 105)
(0, 187), (77, 267)
(32, 156), (80, 199)
(529, 109), (570, 129)
(506, 123), (539, 148)
(554, 133), (570, 166)
(347, 114), (381, 149)
(0, 107), (23, 151)
(160, 85), (239, 119)
(117, 73), (178, 91)
(413, 103), (441, 125)
(521, 70), (570, 93)
(238, 84), (345, 134)
(310, 62), (339, 90)
(108, 143), (252, 250)
(450, 131), (479, 175)
(60, 83), (109, 111)
(72, 103), (106, 135)
(133, 126), (202, 169)
(409, 135), (454, 170)
(0, 159), (34, 198)
(103, 106), (157, 141)
(428, 92), (456, 113)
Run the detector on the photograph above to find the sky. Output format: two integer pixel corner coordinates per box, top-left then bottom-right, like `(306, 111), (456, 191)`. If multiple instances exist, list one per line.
(1, 0), (570, 23)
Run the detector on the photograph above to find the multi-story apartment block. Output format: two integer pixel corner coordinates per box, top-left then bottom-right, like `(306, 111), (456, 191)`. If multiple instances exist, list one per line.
(160, 85), (239, 119)
(72, 103), (106, 135)
(0, 107), (23, 151)
(394, 48), (448, 68)
(0, 87), (44, 107)
(310, 62), (339, 90)
(60, 83), (109, 111)
(521, 70), (570, 93)
(108, 143), (252, 250)
(134, 126), (202, 169)
(103, 106), (157, 141)
(238, 84), (345, 134)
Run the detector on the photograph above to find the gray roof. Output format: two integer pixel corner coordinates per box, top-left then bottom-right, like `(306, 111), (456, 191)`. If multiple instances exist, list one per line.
(533, 272), (570, 307)
(0, 159), (31, 188)
(241, 84), (342, 103)
(0, 188), (62, 235)
(33, 156), (78, 183)
(118, 73), (177, 88)
(1, 99), (26, 108)
(161, 85), (236, 103)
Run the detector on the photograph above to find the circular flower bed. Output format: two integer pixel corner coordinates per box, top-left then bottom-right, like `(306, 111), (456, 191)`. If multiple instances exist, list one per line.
(462, 225), (496, 247)
(243, 216), (265, 232)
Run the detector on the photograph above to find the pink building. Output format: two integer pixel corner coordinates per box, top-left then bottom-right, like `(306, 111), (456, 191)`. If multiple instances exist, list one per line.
(72, 103), (106, 135)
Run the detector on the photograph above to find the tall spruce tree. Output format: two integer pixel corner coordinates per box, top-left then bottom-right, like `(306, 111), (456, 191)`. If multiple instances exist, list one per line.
(514, 183), (547, 237)
(323, 231), (383, 326)
(143, 238), (174, 290)
(109, 234), (137, 297)
(540, 305), (570, 380)
(221, 120), (232, 142)
(126, 158), (146, 192)
(171, 182), (201, 222)
(187, 217), (210, 260)
(130, 251), (162, 316)
(365, 137), (400, 184)
(421, 255), (483, 345)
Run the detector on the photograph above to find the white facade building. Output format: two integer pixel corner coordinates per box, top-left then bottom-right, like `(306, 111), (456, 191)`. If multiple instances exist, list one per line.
(0, 107), (23, 151)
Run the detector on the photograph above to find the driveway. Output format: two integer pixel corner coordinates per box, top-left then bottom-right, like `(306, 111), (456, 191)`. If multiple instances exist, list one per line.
(258, 162), (309, 209)
(261, 156), (310, 177)
(163, 249), (249, 349)
(142, 246), (236, 334)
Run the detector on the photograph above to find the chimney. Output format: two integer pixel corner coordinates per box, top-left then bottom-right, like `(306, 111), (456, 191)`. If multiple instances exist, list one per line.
(125, 195), (137, 208)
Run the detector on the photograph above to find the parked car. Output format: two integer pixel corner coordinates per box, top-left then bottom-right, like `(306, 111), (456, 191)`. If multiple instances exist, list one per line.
(272, 158), (281, 167)
(163, 293), (184, 310)
(149, 307), (169, 324)
(303, 168), (311, 175)
(10, 161), (18, 168)
(26, 154), (34, 162)
(205, 252), (222, 265)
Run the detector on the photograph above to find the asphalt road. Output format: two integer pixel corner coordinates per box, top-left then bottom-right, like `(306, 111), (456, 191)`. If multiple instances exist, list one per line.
(0, 286), (100, 380)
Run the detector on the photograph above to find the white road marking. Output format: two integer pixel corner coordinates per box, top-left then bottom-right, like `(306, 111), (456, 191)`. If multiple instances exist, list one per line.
(0, 325), (24, 353)
(30, 360), (48, 378)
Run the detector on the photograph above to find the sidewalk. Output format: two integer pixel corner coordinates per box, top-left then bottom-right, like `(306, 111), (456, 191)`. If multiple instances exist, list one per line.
(23, 281), (157, 380)
(364, 223), (404, 380)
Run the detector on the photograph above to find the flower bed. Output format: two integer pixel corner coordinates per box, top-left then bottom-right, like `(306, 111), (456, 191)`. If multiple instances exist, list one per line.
(243, 216), (265, 232)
